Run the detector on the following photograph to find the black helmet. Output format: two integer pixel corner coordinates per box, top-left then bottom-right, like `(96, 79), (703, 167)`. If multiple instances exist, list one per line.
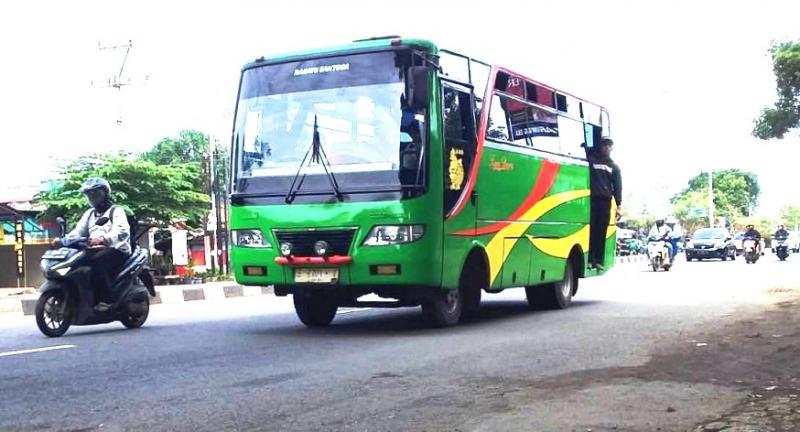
(80, 177), (111, 195)
(80, 177), (112, 212)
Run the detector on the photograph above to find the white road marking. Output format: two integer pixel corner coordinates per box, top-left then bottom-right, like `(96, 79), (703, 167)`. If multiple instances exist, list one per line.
(0, 345), (76, 358)
(338, 308), (374, 315)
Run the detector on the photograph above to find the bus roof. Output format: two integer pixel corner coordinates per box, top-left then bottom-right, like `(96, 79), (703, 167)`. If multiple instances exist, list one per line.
(492, 65), (607, 111)
(241, 37), (439, 70)
(241, 37), (605, 110)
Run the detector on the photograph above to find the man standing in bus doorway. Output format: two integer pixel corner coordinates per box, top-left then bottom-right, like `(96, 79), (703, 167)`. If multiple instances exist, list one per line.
(588, 138), (622, 271)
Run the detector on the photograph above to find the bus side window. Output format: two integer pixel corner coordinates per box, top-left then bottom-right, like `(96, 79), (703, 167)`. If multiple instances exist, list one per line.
(442, 86), (477, 214)
(486, 94), (510, 141)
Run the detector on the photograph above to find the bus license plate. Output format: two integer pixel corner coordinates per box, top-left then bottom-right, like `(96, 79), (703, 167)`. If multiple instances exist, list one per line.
(295, 268), (338, 283)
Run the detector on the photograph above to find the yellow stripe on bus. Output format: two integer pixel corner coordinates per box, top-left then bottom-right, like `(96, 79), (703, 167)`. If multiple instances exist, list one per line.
(485, 189), (590, 285)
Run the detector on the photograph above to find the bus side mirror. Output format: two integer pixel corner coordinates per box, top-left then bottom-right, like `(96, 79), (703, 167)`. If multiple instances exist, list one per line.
(406, 66), (430, 110)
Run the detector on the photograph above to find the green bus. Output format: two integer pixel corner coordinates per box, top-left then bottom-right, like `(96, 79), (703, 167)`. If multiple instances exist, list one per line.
(228, 36), (616, 327)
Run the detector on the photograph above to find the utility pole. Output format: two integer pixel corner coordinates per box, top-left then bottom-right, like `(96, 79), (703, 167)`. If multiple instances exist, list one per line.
(212, 138), (228, 274)
(207, 147), (217, 275)
(708, 170), (714, 228)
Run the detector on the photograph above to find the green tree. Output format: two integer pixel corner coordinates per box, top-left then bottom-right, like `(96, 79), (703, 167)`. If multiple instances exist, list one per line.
(143, 129), (209, 165)
(672, 169), (760, 221)
(779, 205), (800, 228)
(36, 153), (210, 228)
(621, 214), (655, 233)
(753, 41), (800, 139)
(734, 216), (775, 240)
(672, 190), (710, 234)
(144, 129), (228, 194)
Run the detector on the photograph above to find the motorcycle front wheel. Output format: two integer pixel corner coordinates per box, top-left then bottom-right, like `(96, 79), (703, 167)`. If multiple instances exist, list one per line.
(35, 290), (72, 337)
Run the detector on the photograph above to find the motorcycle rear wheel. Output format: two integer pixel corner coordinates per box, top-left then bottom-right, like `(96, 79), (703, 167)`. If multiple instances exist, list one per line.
(120, 296), (150, 329)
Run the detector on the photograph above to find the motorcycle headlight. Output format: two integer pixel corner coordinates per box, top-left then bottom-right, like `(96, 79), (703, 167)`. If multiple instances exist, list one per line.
(53, 266), (70, 276)
(231, 229), (271, 248)
(362, 225), (425, 246)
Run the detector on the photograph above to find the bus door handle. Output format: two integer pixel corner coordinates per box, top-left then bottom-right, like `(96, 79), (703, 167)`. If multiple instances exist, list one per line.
(470, 190), (478, 205)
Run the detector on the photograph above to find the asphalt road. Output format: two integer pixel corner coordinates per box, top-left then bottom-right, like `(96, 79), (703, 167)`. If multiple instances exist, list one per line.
(1, 253), (799, 432)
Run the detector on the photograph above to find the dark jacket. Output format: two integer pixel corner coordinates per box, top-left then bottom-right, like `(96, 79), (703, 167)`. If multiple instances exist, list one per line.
(744, 228), (761, 239)
(589, 155), (622, 206)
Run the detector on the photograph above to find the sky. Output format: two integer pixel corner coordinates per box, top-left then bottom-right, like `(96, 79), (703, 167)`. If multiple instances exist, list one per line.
(1, 0), (799, 216)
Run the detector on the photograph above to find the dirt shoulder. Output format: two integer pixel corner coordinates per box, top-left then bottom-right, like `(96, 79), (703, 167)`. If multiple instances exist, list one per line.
(683, 287), (800, 432)
(462, 287), (800, 432)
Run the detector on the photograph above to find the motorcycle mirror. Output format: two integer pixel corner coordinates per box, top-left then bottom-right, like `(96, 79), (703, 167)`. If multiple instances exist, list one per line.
(56, 217), (67, 236)
(95, 216), (110, 226)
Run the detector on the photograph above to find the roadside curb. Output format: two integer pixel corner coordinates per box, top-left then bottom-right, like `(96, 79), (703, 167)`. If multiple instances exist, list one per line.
(2, 284), (273, 317)
(615, 254), (648, 264)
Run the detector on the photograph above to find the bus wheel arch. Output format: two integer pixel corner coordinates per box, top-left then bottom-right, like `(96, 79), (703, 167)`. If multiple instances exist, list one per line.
(462, 247), (489, 317)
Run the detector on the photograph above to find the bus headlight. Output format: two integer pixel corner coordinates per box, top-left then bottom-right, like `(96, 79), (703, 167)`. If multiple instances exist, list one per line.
(231, 229), (271, 248)
(313, 240), (329, 257)
(362, 225), (425, 246)
(280, 242), (293, 257)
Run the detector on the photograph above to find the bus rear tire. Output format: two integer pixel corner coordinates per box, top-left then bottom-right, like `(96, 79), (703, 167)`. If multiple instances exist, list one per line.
(526, 260), (576, 310)
(293, 290), (338, 327)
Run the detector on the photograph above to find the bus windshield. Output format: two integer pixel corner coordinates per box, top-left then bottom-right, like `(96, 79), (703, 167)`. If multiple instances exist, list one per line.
(233, 50), (425, 197)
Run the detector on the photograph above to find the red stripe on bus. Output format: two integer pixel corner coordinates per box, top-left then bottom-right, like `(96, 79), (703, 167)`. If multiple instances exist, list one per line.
(275, 256), (353, 266)
(451, 160), (560, 236)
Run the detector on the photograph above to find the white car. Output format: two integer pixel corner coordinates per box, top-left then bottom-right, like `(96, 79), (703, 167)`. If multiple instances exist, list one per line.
(770, 231), (799, 253)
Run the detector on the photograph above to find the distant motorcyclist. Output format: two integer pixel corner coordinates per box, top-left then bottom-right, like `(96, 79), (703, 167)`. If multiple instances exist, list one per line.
(648, 217), (674, 261)
(743, 224), (762, 254)
(665, 216), (682, 256)
(53, 178), (130, 311)
(774, 224), (789, 240)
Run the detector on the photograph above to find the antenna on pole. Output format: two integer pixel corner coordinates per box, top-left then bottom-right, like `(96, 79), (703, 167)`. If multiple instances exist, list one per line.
(91, 39), (149, 127)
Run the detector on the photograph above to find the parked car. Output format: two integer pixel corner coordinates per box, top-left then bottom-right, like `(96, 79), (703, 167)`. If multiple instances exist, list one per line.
(685, 228), (737, 261)
(789, 231), (800, 253)
(733, 232), (745, 255)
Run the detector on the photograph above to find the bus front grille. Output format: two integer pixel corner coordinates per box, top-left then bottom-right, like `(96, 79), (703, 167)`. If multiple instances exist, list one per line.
(274, 229), (357, 257)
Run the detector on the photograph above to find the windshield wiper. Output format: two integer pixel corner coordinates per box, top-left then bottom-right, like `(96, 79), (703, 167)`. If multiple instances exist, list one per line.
(285, 115), (344, 203)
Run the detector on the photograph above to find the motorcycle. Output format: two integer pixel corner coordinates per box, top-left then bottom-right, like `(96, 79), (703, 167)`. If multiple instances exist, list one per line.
(647, 237), (672, 271)
(34, 216), (155, 337)
(742, 237), (760, 264)
(774, 237), (790, 261)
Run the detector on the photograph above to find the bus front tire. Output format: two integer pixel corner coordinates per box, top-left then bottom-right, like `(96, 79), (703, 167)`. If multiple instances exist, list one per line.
(293, 290), (338, 327)
(422, 288), (463, 327)
(526, 260), (576, 310)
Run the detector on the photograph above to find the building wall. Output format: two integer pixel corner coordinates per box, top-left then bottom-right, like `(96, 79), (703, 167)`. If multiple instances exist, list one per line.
(0, 244), (48, 288)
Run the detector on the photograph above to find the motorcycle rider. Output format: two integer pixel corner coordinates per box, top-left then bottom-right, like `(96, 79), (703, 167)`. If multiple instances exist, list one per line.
(53, 178), (131, 312)
(774, 224), (789, 240)
(665, 216), (682, 258)
(743, 224), (762, 254)
(647, 217), (674, 263)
